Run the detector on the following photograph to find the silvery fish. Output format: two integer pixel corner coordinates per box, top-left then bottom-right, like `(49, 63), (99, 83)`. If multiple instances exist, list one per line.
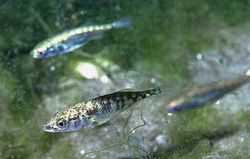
(167, 75), (250, 113)
(31, 17), (131, 59)
(43, 88), (161, 133)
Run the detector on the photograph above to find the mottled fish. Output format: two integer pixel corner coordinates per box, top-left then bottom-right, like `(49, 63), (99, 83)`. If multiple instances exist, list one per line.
(167, 75), (250, 113)
(43, 88), (161, 133)
(31, 17), (131, 59)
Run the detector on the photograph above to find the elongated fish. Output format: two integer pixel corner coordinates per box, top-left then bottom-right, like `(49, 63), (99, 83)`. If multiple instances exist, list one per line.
(43, 88), (161, 133)
(31, 17), (131, 59)
(167, 75), (250, 113)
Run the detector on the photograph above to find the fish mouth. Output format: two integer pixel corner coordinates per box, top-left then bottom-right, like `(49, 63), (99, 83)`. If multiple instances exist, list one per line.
(32, 53), (44, 59)
(43, 124), (56, 133)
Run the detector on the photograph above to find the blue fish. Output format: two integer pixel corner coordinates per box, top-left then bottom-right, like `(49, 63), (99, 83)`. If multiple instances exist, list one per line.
(167, 75), (250, 113)
(31, 17), (131, 58)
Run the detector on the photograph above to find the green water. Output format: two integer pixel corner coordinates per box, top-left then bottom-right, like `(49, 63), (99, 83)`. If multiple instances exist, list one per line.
(0, 1), (250, 159)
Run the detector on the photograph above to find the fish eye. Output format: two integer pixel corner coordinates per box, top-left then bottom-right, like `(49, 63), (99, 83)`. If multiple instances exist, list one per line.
(56, 119), (67, 128)
(36, 51), (43, 56)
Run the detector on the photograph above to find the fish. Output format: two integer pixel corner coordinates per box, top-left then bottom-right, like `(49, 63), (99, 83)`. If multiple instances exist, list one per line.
(43, 87), (161, 133)
(167, 75), (250, 113)
(31, 17), (131, 59)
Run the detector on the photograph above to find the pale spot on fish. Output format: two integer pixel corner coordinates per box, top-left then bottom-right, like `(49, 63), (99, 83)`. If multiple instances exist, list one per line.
(68, 31), (74, 36)
(51, 38), (57, 44)
(85, 101), (93, 109)
(94, 26), (100, 30)
(109, 99), (114, 103)
(99, 26), (104, 30)
(46, 43), (51, 49)
(82, 28), (88, 32)
(62, 35), (68, 41)
(118, 100), (123, 107)
(88, 26), (94, 32)
(146, 93), (151, 97)
(37, 48), (43, 52)
(107, 25), (112, 29)
(75, 29), (82, 34)
(103, 100), (108, 104)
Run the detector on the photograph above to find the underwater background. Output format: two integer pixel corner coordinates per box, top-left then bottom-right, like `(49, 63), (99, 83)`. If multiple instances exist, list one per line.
(1, 0), (250, 158)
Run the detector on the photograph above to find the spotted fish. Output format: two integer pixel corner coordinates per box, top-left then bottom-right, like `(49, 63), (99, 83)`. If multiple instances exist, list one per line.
(167, 75), (250, 113)
(31, 17), (131, 59)
(43, 88), (161, 133)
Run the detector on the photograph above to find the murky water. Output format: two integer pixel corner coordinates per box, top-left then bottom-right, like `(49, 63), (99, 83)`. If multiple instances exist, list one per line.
(0, 1), (250, 159)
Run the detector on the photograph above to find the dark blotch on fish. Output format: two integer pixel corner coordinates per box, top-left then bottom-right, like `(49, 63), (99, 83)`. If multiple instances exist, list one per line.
(116, 98), (125, 110)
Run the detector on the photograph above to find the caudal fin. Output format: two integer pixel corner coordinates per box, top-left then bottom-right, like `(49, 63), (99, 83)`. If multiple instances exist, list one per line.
(151, 87), (162, 95)
(112, 17), (131, 28)
(142, 87), (161, 98)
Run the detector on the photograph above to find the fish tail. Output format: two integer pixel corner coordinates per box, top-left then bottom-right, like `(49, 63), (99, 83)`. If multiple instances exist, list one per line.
(144, 87), (161, 97)
(152, 87), (162, 95)
(112, 17), (131, 28)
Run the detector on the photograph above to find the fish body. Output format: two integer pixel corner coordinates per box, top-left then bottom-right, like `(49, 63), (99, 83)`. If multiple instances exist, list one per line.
(31, 17), (131, 59)
(167, 75), (250, 113)
(43, 88), (161, 133)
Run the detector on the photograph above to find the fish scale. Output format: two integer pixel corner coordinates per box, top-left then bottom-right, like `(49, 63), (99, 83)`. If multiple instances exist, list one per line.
(43, 87), (161, 133)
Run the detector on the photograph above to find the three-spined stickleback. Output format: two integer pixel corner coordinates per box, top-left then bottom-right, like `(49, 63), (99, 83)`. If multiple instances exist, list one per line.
(167, 75), (250, 113)
(31, 17), (131, 59)
(43, 87), (161, 133)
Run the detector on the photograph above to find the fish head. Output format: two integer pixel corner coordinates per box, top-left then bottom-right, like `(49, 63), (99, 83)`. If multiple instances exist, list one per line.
(31, 42), (59, 59)
(43, 109), (94, 133)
